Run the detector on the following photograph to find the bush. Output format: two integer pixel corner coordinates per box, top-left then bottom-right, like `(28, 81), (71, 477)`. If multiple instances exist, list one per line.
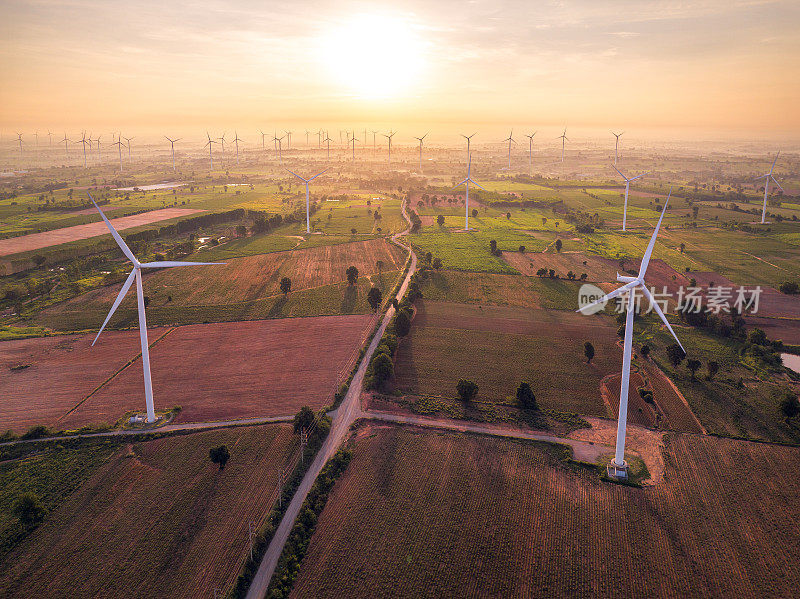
(367, 286), (382, 312)
(209, 445), (230, 470)
(638, 387), (654, 404)
(666, 343), (686, 367)
(781, 394), (799, 420)
(293, 406), (315, 433)
(779, 281), (799, 295)
(370, 353), (394, 387)
(395, 310), (411, 337)
(457, 379), (478, 402)
(437, 214), (445, 226)
(13, 492), (46, 526)
(346, 265), (359, 286)
(516, 382), (537, 409)
(584, 341), (595, 364)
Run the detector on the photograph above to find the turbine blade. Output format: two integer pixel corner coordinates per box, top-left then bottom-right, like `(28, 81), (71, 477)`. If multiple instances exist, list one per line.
(139, 261), (226, 268)
(612, 164), (626, 179)
(90, 194), (137, 264)
(285, 169), (307, 182)
(629, 171), (649, 181)
(640, 285), (684, 353)
(771, 176), (784, 192)
(308, 167), (329, 181)
(770, 151), (780, 173)
(92, 268), (136, 345)
(451, 178), (468, 190)
(638, 188), (671, 278)
(468, 178), (487, 191)
(576, 280), (639, 315)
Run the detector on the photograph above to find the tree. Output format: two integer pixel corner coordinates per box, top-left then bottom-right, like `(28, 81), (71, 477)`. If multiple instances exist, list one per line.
(437, 214), (445, 226)
(516, 382), (537, 409)
(457, 379), (478, 402)
(707, 360), (719, 380)
(666, 343), (685, 367)
(280, 277), (291, 295)
(371, 353), (394, 387)
(781, 394), (799, 421)
(471, 208), (478, 218)
(506, 212), (511, 219)
(584, 342), (595, 364)
(13, 492), (46, 526)
(748, 328), (767, 345)
(367, 287), (383, 312)
(293, 406), (315, 433)
(395, 310), (411, 337)
(209, 445), (230, 470)
(432, 257), (442, 270)
(640, 344), (651, 359)
(555, 239), (562, 252)
(779, 281), (799, 295)
(519, 245), (525, 253)
(687, 359), (701, 379)
(489, 239), (497, 254)
(346, 265), (359, 286)
(679, 242), (686, 254)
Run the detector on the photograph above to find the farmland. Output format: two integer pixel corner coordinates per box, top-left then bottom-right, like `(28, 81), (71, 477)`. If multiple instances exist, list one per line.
(289, 425), (800, 598)
(392, 301), (621, 417)
(0, 424), (297, 598)
(2, 314), (373, 432)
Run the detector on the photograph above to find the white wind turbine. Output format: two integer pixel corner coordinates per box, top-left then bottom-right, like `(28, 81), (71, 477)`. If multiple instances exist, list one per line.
(612, 131), (624, 165)
(414, 133), (428, 172)
(349, 134), (359, 161)
(452, 154), (486, 231)
(612, 164), (649, 232)
(165, 136), (180, 172)
(558, 128), (568, 162)
(502, 130), (516, 169)
(233, 131), (242, 165)
(323, 136), (332, 160)
(577, 190), (683, 479)
(47, 130), (53, 147)
(89, 195), (224, 423)
(123, 136), (134, 162)
(113, 137), (125, 172)
(15, 133), (23, 154)
(273, 134), (285, 163)
(461, 132), (476, 161)
(61, 133), (70, 160)
(76, 132), (90, 168)
(259, 129), (268, 150)
(286, 168), (328, 233)
(204, 132), (217, 170)
(383, 131), (396, 164)
(525, 132), (537, 174)
(756, 152), (783, 224)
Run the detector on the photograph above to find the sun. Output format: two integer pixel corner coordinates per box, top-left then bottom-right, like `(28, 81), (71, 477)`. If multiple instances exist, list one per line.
(319, 14), (424, 100)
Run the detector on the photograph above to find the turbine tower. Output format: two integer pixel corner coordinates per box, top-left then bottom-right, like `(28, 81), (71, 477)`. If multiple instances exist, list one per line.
(47, 130), (53, 146)
(284, 130), (292, 150)
(165, 136), (180, 172)
(123, 136), (134, 162)
(612, 131), (624, 165)
(577, 191), (682, 480)
(371, 130), (379, 152)
(287, 168), (328, 233)
(525, 132), (537, 174)
(273, 134), (285, 163)
(350, 135), (359, 161)
(558, 128), (568, 162)
(756, 152), (783, 224)
(232, 131), (242, 165)
(414, 133), (428, 172)
(461, 132), (477, 161)
(61, 133), (70, 159)
(218, 132), (226, 163)
(90, 195), (224, 423)
(204, 132), (217, 170)
(323, 136), (332, 160)
(76, 132), (90, 168)
(259, 129), (268, 150)
(612, 165), (649, 232)
(113, 137), (124, 172)
(452, 154), (486, 231)
(93, 135), (102, 164)
(383, 131), (396, 164)
(15, 133), (23, 154)
(502, 130), (516, 169)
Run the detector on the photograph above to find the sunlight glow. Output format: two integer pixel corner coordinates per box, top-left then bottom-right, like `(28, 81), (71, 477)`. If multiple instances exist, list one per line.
(319, 14), (424, 100)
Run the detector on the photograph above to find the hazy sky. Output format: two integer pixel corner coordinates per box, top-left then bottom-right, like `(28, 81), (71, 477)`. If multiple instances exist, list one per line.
(1, 0), (798, 134)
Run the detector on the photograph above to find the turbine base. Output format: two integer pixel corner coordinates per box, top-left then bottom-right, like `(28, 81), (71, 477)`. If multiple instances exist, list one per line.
(607, 459), (629, 480)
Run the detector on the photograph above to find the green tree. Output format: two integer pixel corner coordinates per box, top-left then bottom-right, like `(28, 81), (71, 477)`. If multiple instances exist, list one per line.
(555, 239), (562, 252)
(706, 360), (719, 380)
(367, 287), (383, 312)
(395, 310), (411, 337)
(584, 341), (595, 364)
(471, 208), (478, 218)
(748, 328), (767, 345)
(516, 382), (537, 409)
(457, 379), (478, 402)
(13, 492), (46, 526)
(640, 344), (651, 359)
(346, 265), (359, 286)
(280, 277), (291, 295)
(437, 214), (445, 226)
(293, 405), (315, 433)
(779, 281), (799, 295)
(209, 445), (230, 470)
(687, 359), (701, 379)
(781, 394), (799, 421)
(425, 252), (432, 264)
(489, 239), (497, 254)
(519, 245), (525, 253)
(666, 343), (686, 367)
(371, 353), (394, 387)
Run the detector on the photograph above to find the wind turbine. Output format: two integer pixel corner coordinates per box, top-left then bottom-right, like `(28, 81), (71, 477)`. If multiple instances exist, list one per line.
(165, 136), (180, 172)
(323, 136), (332, 160)
(502, 130), (516, 169)
(383, 131), (396, 164)
(232, 131), (242, 165)
(93, 135), (102, 164)
(259, 129), (268, 150)
(452, 154), (486, 231)
(577, 191), (682, 480)
(612, 131), (624, 165)
(15, 133), (23, 154)
(525, 132), (537, 174)
(756, 152), (783, 224)
(113, 137), (125, 172)
(123, 136), (134, 162)
(89, 194), (224, 423)
(305, 129), (310, 146)
(284, 130), (292, 150)
(558, 129), (568, 162)
(461, 132), (477, 161)
(350, 135), (359, 161)
(204, 132), (217, 170)
(47, 130), (53, 147)
(414, 133), (428, 172)
(286, 168), (328, 233)
(218, 132), (226, 162)
(273, 134), (285, 163)
(612, 165), (649, 232)
(371, 130), (379, 152)
(76, 132), (89, 168)
(61, 133), (70, 159)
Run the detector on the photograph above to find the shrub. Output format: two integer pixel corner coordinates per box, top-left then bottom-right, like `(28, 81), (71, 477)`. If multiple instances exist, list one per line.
(209, 445), (230, 470)
(13, 492), (46, 526)
(516, 382), (537, 409)
(584, 341), (595, 364)
(395, 310), (411, 337)
(779, 281), (799, 295)
(457, 379), (478, 402)
(666, 344), (686, 367)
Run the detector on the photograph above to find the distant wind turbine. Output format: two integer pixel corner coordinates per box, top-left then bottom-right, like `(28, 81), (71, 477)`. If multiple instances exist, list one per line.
(61, 133), (70, 159)
(371, 130), (379, 152)
(123, 136), (134, 162)
(112, 137), (124, 172)
(47, 130), (53, 146)
(525, 132), (537, 174)
(502, 130), (516, 169)
(15, 132), (23, 154)
(287, 168), (329, 233)
(612, 131), (624, 165)
(89, 194), (224, 423)
(93, 135), (102, 164)
(323, 136), (332, 160)
(577, 191), (682, 480)
(273, 134), (285, 163)
(284, 130), (292, 150)
(756, 152), (783, 224)
(558, 129), (568, 162)
(204, 132), (217, 170)
(350, 135), (359, 161)
(461, 132), (477, 161)
(165, 136), (180, 172)
(232, 131), (242, 165)
(218, 132), (226, 162)
(259, 130), (268, 150)
(452, 154), (486, 231)
(76, 132), (90, 168)
(414, 133), (428, 172)
(383, 131), (396, 164)
(612, 165), (649, 232)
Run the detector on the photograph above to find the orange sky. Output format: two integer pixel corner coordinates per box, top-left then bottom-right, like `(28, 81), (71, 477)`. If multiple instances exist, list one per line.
(1, 1), (799, 136)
